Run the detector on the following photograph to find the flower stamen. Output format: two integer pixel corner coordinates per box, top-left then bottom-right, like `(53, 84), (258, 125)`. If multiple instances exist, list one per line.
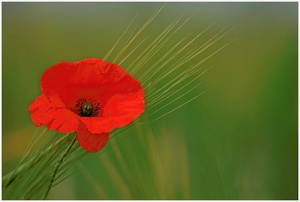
(76, 98), (100, 117)
(82, 102), (93, 116)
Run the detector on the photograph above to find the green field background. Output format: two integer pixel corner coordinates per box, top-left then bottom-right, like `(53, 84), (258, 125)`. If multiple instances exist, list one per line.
(2, 2), (297, 199)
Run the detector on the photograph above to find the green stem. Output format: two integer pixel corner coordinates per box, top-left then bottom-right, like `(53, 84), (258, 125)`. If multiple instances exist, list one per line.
(43, 135), (77, 199)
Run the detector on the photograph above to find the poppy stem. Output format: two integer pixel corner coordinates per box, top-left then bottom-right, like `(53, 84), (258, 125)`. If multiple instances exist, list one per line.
(43, 134), (77, 199)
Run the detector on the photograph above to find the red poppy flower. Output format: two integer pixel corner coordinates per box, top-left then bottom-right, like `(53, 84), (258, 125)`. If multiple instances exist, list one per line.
(29, 58), (145, 152)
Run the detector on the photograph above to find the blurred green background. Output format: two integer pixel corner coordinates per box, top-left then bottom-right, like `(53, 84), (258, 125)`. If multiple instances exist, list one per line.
(2, 2), (297, 199)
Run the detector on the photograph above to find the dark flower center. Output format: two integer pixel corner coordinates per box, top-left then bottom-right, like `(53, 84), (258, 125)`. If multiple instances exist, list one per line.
(82, 102), (93, 116)
(76, 98), (100, 117)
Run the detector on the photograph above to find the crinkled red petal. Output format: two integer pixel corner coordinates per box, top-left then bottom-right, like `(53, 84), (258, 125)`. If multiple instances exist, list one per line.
(29, 95), (79, 133)
(29, 95), (52, 127)
(41, 58), (143, 110)
(80, 89), (145, 133)
(76, 123), (109, 152)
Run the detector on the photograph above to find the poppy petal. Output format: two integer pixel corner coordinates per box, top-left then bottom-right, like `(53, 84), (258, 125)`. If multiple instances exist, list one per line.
(41, 61), (76, 107)
(29, 95), (79, 133)
(46, 109), (79, 133)
(76, 124), (109, 152)
(80, 89), (145, 133)
(29, 95), (52, 127)
(41, 58), (142, 109)
(40, 59), (109, 107)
